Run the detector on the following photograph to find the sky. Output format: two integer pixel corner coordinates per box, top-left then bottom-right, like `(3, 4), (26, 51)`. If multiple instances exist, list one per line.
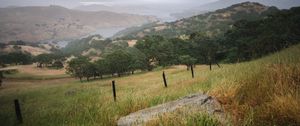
(0, 0), (218, 8)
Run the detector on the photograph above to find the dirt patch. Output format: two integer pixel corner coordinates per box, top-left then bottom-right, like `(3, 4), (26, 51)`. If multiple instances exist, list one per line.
(127, 40), (138, 47)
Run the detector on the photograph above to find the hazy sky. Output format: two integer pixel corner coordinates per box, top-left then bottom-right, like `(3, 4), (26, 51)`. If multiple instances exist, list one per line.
(0, 0), (218, 8)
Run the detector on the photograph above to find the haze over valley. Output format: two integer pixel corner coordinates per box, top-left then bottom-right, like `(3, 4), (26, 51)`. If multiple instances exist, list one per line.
(0, 5), (156, 43)
(1, 0), (300, 44)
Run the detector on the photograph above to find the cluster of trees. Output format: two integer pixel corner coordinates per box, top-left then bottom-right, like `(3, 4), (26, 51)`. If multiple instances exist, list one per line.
(35, 53), (65, 69)
(134, 34), (222, 71)
(0, 52), (33, 65)
(66, 36), (206, 81)
(66, 48), (147, 81)
(67, 33), (224, 81)
(0, 52), (65, 69)
(6, 40), (40, 47)
(135, 36), (201, 71)
(221, 7), (300, 62)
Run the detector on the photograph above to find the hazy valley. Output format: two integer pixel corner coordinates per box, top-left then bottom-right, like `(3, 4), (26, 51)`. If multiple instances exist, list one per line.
(0, 5), (156, 43)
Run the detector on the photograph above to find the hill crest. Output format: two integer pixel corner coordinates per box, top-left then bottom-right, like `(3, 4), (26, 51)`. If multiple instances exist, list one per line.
(114, 2), (278, 39)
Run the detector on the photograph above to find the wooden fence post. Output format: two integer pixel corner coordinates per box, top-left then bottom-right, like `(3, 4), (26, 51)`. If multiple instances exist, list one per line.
(191, 65), (194, 78)
(112, 81), (116, 101)
(162, 71), (168, 88)
(209, 61), (212, 71)
(14, 99), (23, 123)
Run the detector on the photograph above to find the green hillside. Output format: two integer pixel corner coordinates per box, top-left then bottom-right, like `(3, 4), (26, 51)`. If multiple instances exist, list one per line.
(114, 2), (279, 39)
(1, 43), (299, 125)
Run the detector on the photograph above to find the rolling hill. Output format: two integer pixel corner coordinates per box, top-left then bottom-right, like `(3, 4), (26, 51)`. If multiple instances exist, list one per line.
(0, 5), (157, 43)
(114, 2), (279, 39)
(0, 41), (59, 56)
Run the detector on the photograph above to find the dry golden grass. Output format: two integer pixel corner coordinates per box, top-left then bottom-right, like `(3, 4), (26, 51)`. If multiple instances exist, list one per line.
(3, 64), (69, 81)
(210, 45), (300, 126)
(16, 64), (66, 76)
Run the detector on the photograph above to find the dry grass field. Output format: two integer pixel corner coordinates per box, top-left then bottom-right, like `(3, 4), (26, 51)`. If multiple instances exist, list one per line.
(3, 64), (69, 80)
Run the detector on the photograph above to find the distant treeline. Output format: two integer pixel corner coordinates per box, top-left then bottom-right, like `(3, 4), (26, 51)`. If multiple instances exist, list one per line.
(0, 40), (40, 48)
(0, 52), (65, 69)
(0, 52), (33, 66)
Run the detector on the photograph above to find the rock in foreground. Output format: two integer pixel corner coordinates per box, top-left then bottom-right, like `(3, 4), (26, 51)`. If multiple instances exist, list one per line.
(117, 93), (227, 126)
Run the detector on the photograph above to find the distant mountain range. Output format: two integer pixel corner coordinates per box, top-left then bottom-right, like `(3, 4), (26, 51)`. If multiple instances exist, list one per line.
(0, 5), (156, 43)
(74, 4), (187, 22)
(75, 0), (300, 20)
(114, 2), (279, 39)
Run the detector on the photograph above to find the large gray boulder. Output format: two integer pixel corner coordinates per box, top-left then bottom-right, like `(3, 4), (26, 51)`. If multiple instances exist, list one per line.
(117, 93), (227, 126)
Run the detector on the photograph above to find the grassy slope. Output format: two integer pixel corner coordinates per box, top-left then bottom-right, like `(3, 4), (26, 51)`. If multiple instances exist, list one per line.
(0, 44), (299, 126)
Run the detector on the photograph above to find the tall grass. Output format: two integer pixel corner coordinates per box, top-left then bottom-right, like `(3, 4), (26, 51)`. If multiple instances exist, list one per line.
(0, 44), (299, 125)
(210, 44), (300, 125)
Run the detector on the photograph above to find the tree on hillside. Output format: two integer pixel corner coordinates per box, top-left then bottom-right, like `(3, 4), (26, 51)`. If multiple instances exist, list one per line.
(66, 56), (90, 82)
(191, 32), (221, 70)
(95, 59), (109, 79)
(178, 55), (197, 70)
(105, 50), (132, 77)
(50, 52), (66, 69)
(35, 54), (53, 68)
(157, 39), (176, 67)
(82, 62), (96, 81)
(135, 37), (158, 71)
(135, 35), (175, 70)
(126, 47), (148, 74)
(35, 53), (66, 68)
(169, 38), (192, 64)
